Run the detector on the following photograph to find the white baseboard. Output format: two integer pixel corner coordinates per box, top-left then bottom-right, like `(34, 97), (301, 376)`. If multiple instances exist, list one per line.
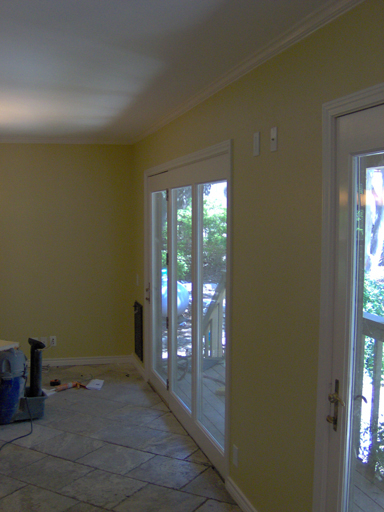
(226, 477), (258, 512)
(41, 354), (135, 367)
(130, 353), (146, 380)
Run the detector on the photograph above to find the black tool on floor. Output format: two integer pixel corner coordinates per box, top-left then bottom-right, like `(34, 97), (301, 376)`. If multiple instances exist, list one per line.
(28, 337), (46, 397)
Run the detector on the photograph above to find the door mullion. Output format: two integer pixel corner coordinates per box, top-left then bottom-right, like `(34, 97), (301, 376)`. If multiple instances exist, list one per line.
(168, 188), (177, 394)
(192, 184), (203, 421)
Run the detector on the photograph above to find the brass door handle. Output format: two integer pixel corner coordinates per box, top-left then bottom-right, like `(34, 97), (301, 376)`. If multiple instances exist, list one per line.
(327, 379), (345, 431)
(328, 392), (346, 407)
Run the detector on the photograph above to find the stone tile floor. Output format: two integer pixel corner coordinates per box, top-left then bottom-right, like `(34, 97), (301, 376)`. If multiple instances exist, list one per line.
(0, 362), (241, 512)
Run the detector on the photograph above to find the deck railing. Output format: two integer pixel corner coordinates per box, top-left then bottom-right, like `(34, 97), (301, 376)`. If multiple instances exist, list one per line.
(202, 273), (226, 358)
(360, 312), (384, 478)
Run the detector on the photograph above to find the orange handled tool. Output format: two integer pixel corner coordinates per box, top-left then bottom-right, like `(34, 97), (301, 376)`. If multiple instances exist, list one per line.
(55, 381), (86, 392)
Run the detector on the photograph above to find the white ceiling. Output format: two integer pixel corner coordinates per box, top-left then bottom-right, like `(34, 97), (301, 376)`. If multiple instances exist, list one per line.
(0, 0), (359, 144)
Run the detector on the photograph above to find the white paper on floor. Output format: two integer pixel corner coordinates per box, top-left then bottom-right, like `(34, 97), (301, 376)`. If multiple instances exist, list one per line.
(86, 379), (104, 390)
(42, 388), (56, 397)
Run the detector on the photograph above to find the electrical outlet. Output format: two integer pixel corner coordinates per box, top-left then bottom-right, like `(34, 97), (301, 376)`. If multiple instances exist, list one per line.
(41, 336), (48, 347)
(50, 335), (57, 347)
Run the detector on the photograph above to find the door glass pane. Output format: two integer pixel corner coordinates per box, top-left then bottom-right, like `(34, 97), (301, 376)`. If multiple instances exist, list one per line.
(172, 186), (193, 411)
(151, 190), (168, 382)
(349, 153), (384, 510)
(198, 181), (227, 448)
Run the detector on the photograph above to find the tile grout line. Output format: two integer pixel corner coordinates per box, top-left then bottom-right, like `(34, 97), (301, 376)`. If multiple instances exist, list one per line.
(1, 363), (236, 511)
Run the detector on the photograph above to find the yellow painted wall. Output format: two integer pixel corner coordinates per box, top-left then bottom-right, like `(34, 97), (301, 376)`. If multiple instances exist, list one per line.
(0, 144), (134, 358)
(0, 1), (382, 511)
(132, 2), (384, 511)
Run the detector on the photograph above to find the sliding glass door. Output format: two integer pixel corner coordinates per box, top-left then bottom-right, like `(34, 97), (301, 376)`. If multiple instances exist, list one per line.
(145, 142), (231, 475)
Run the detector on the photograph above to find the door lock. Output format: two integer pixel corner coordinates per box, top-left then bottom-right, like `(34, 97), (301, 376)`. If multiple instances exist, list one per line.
(327, 379), (345, 431)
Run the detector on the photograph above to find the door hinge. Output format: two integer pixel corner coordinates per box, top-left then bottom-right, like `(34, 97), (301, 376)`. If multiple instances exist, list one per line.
(166, 189), (169, 201)
(166, 252), (169, 266)
(145, 283), (151, 303)
(166, 316), (169, 329)
(167, 378), (169, 391)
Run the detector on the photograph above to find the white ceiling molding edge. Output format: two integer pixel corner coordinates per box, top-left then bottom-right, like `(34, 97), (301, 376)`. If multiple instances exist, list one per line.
(131, 0), (364, 145)
(0, 136), (122, 145)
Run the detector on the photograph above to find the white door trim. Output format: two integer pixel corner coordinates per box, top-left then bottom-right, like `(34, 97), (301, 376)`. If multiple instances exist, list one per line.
(143, 140), (233, 478)
(313, 82), (384, 512)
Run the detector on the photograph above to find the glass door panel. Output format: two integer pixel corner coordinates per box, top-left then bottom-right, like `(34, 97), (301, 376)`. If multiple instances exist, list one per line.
(151, 190), (168, 383)
(198, 181), (227, 448)
(349, 153), (384, 510)
(171, 186), (193, 411)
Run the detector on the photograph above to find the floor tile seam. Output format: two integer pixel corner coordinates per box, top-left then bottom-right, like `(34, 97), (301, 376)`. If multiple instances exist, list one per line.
(45, 398), (129, 416)
(28, 443), (106, 463)
(105, 473), (207, 494)
(102, 416), (166, 428)
(119, 480), (235, 508)
(49, 386), (142, 402)
(121, 462), (208, 482)
(187, 446), (209, 461)
(178, 465), (212, 492)
(28, 423), (117, 442)
(121, 452), (209, 471)
(86, 441), (212, 464)
(2, 454), (52, 479)
(39, 414), (125, 431)
(34, 422), (122, 434)
(7, 464), (98, 491)
(79, 438), (174, 459)
(86, 424), (189, 444)
(138, 422), (189, 436)
(3, 470), (103, 499)
(0, 481), (82, 502)
(73, 452), (158, 475)
(0, 450), (50, 472)
(106, 403), (165, 411)
(52, 395), (130, 409)
(150, 451), (212, 465)
(0, 483), (38, 504)
(191, 498), (210, 512)
(178, 488), (238, 506)
(45, 456), (184, 484)
(4, 481), (108, 511)
(70, 445), (211, 474)
(113, 480), (151, 503)
(114, 481), (212, 503)
(56, 475), (150, 510)
(0, 479), (29, 499)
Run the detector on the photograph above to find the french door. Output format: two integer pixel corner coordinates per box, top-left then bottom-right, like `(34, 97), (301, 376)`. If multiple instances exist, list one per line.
(145, 142), (231, 476)
(315, 87), (384, 511)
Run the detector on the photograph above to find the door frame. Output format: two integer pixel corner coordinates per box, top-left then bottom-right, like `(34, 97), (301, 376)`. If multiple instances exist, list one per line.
(143, 140), (232, 478)
(313, 83), (384, 511)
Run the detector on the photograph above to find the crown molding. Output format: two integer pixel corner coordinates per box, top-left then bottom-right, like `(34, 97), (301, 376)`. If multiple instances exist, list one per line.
(0, 135), (131, 145)
(130, 0), (364, 144)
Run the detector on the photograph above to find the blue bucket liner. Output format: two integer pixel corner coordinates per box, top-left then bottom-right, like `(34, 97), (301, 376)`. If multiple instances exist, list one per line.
(0, 348), (27, 425)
